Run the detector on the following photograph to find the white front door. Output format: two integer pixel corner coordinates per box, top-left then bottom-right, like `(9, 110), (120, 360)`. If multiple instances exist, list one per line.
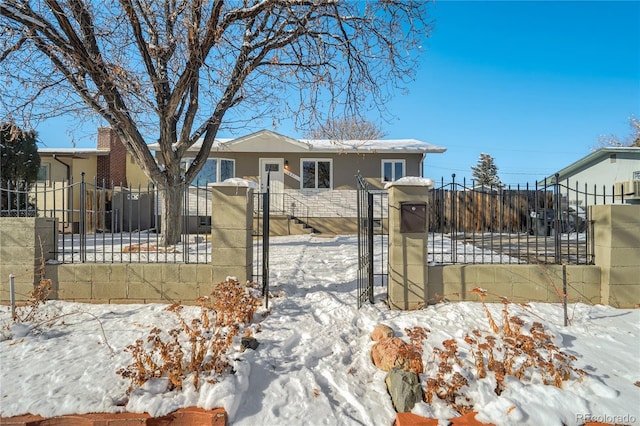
(259, 158), (284, 212)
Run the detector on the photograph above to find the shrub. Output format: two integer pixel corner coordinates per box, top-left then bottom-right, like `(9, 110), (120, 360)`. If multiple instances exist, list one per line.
(422, 288), (586, 414)
(117, 278), (261, 394)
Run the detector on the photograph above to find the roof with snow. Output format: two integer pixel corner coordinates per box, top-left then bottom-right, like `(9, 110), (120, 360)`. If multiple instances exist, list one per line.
(38, 148), (110, 157)
(148, 129), (446, 155)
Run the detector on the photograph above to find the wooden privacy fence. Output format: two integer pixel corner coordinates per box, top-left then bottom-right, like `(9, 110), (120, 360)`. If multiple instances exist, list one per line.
(429, 188), (554, 233)
(83, 187), (111, 232)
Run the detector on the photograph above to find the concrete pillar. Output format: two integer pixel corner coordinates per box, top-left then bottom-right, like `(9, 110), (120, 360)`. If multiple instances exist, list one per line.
(210, 183), (254, 285)
(387, 178), (434, 310)
(0, 217), (57, 301)
(591, 204), (640, 308)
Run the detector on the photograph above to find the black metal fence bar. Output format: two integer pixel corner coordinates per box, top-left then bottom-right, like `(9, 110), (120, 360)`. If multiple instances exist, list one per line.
(262, 179), (270, 308)
(371, 190), (389, 287)
(253, 191), (263, 284)
(424, 174), (633, 265)
(2, 173), (632, 267)
(1, 177), (213, 263)
(355, 175), (389, 307)
(356, 174), (372, 308)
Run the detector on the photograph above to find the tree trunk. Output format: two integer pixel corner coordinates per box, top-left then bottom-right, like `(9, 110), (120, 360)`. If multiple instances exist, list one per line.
(159, 182), (183, 246)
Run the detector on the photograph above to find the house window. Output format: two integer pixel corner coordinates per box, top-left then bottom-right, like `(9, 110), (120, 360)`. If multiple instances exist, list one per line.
(184, 158), (235, 185)
(37, 163), (49, 182)
(634, 171), (640, 181)
(382, 160), (405, 183)
(302, 159), (332, 189)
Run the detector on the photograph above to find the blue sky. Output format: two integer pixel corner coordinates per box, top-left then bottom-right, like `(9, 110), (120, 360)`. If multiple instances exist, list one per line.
(381, 0), (640, 185)
(37, 1), (639, 185)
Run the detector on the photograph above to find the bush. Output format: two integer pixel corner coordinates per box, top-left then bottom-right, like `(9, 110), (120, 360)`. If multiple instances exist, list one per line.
(117, 278), (262, 394)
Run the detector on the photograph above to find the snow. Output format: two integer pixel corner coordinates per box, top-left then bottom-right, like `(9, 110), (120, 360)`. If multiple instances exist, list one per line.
(1, 234), (639, 426)
(384, 176), (435, 189)
(148, 132), (447, 155)
(210, 178), (259, 189)
(303, 138), (447, 154)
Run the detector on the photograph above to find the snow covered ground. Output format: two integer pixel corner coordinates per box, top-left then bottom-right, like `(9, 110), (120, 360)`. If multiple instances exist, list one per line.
(1, 234), (639, 426)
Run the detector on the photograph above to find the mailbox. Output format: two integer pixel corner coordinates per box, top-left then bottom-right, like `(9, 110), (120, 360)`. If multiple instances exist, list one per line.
(400, 202), (427, 233)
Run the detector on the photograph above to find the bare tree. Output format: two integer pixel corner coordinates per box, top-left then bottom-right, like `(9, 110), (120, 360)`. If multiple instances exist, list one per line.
(304, 116), (386, 141)
(0, 1), (431, 244)
(597, 117), (640, 148)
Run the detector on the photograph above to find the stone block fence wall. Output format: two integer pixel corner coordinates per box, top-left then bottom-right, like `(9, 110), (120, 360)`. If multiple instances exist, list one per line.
(0, 183), (253, 305)
(1, 184), (638, 308)
(0, 217), (57, 302)
(386, 182), (639, 310)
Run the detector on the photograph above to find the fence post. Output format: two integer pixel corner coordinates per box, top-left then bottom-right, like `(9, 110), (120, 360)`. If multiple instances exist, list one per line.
(9, 274), (15, 319)
(387, 177), (433, 310)
(262, 172), (270, 308)
(451, 174), (457, 263)
(367, 192), (374, 304)
(591, 204), (640, 308)
(210, 181), (255, 286)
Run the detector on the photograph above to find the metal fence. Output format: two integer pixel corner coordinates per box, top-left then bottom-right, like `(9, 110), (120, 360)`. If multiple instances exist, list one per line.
(1, 174), (213, 263)
(356, 174), (388, 307)
(426, 174), (631, 265)
(2, 172), (632, 267)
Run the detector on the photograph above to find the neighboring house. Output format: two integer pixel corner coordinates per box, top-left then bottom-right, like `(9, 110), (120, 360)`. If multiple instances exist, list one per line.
(547, 147), (640, 206)
(35, 128), (151, 233)
(149, 129), (446, 233)
(37, 127), (149, 188)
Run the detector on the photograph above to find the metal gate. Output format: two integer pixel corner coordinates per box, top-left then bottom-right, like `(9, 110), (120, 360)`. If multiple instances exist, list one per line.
(254, 172), (271, 308)
(356, 174), (374, 308)
(356, 174), (388, 308)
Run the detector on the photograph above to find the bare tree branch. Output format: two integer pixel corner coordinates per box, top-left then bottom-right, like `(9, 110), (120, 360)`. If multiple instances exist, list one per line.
(1, 0), (433, 243)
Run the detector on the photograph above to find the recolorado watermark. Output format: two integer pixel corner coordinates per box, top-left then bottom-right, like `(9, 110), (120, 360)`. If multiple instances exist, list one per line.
(576, 413), (636, 425)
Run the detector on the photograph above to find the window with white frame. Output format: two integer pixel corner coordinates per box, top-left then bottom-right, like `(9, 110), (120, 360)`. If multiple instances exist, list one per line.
(182, 158), (235, 185)
(381, 159), (405, 183)
(301, 159), (332, 189)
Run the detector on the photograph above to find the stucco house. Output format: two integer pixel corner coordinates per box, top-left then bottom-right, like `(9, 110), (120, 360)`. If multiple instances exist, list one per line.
(32, 128), (445, 234)
(547, 147), (640, 206)
(149, 129), (446, 233)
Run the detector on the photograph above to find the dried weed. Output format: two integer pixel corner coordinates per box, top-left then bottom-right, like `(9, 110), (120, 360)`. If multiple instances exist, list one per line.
(117, 278), (261, 395)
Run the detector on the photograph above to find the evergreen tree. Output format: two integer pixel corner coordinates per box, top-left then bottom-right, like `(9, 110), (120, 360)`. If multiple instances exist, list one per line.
(471, 153), (502, 188)
(0, 123), (40, 212)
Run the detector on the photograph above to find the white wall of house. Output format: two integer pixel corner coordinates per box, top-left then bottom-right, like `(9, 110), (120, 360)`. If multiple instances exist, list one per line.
(555, 151), (640, 206)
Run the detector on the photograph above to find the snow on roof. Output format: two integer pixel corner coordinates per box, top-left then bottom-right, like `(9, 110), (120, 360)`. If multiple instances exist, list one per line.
(38, 148), (110, 156)
(147, 130), (446, 154)
(299, 138), (446, 154)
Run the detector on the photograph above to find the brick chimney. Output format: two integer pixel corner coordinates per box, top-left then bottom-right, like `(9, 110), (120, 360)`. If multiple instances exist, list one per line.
(97, 127), (128, 187)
